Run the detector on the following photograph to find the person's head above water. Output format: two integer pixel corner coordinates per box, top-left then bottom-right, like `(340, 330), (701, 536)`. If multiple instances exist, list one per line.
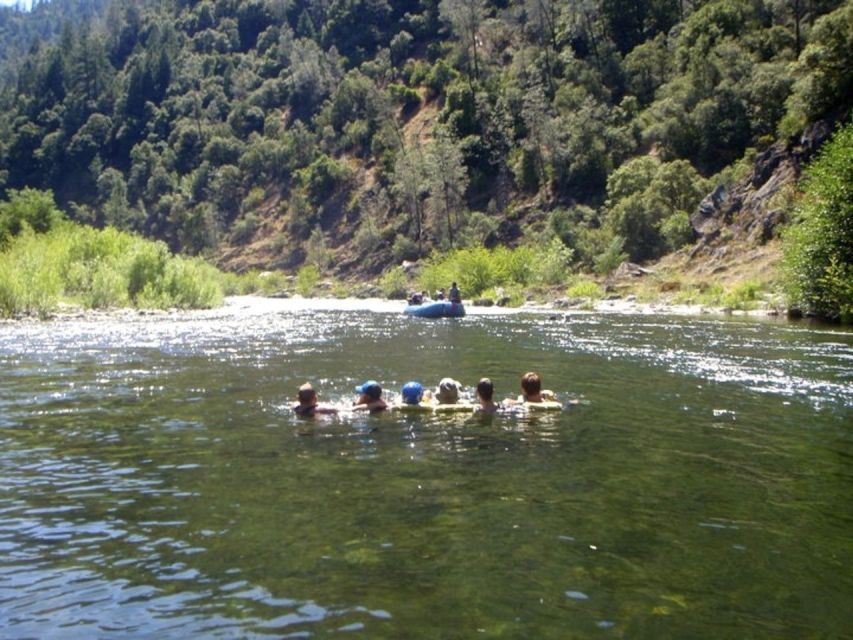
(401, 381), (424, 405)
(520, 372), (541, 398)
(298, 382), (317, 405)
(436, 378), (461, 404)
(355, 380), (382, 400)
(476, 378), (494, 402)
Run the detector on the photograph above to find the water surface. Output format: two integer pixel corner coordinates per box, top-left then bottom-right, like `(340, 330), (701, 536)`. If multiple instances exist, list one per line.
(1, 297), (851, 638)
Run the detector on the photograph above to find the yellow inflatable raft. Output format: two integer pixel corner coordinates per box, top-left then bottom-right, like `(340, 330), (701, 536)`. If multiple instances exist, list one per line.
(433, 403), (476, 414)
(393, 402), (436, 413)
(393, 402), (476, 414)
(521, 401), (563, 411)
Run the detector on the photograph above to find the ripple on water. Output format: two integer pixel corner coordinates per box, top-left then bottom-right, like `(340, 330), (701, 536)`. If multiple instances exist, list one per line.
(0, 298), (851, 638)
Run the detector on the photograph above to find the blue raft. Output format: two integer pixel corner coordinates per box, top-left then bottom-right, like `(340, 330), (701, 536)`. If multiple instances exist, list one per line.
(403, 300), (466, 318)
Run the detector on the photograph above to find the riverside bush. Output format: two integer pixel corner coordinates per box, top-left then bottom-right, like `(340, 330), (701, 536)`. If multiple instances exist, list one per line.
(0, 188), (64, 247)
(0, 206), (225, 316)
(566, 281), (604, 300)
(295, 265), (321, 296)
(417, 245), (541, 298)
(722, 281), (762, 310)
(697, 284), (725, 306)
(379, 266), (409, 298)
(783, 120), (853, 321)
(538, 237), (574, 285)
(0, 228), (64, 317)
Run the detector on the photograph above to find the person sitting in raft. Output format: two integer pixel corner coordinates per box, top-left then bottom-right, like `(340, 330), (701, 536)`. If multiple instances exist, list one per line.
(475, 378), (500, 413)
(448, 282), (461, 303)
(435, 377), (462, 404)
(293, 382), (339, 417)
(353, 380), (388, 412)
(408, 291), (423, 305)
(400, 381), (425, 406)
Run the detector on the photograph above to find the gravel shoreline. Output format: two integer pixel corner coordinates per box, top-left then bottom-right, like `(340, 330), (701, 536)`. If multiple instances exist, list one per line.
(2, 294), (792, 324)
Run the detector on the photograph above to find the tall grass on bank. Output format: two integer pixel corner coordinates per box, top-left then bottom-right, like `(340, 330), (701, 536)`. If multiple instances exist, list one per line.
(0, 223), (224, 318)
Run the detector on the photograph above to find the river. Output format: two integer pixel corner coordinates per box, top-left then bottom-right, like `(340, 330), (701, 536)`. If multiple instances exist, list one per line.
(1, 297), (851, 638)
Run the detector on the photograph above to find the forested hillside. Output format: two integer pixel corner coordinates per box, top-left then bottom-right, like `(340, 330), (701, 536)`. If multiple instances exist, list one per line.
(0, 0), (850, 282)
(0, 0), (118, 84)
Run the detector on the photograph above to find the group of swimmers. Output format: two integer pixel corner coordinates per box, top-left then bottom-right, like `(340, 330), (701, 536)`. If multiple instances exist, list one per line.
(408, 282), (462, 306)
(293, 371), (555, 417)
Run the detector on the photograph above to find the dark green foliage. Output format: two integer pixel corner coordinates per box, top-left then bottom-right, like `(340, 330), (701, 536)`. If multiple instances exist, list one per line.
(0, 0), (846, 277)
(298, 155), (353, 208)
(783, 120), (853, 321)
(601, 0), (680, 55)
(0, 188), (64, 246)
(388, 83), (421, 113)
(780, 3), (853, 136)
(603, 157), (707, 261)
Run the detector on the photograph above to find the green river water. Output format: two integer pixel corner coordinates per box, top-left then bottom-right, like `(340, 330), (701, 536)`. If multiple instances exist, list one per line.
(1, 297), (851, 638)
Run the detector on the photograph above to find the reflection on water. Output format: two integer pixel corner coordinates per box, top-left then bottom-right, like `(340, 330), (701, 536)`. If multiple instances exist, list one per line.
(1, 297), (851, 638)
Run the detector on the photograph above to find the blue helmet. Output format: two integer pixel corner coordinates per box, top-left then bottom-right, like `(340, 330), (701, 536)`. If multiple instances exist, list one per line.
(355, 380), (382, 399)
(401, 381), (424, 405)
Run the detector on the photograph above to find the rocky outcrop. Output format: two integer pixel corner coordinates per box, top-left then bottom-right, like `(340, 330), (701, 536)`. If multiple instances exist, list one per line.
(612, 261), (655, 278)
(688, 119), (837, 258)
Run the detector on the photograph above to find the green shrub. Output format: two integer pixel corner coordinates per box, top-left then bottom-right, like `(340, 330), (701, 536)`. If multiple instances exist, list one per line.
(783, 120), (853, 321)
(0, 188), (64, 247)
(295, 264), (321, 297)
(355, 214), (382, 253)
(594, 236), (629, 275)
(0, 194), (226, 315)
(697, 283), (725, 306)
(227, 270), (264, 295)
(722, 281), (762, 310)
(241, 187), (266, 213)
(391, 235), (420, 262)
(86, 263), (130, 309)
(128, 242), (169, 302)
(535, 237), (575, 285)
(500, 246), (537, 285)
(297, 155), (353, 206)
(0, 255), (23, 317)
(659, 211), (695, 251)
(379, 266), (409, 298)
(425, 59), (457, 95)
(164, 258), (224, 309)
(417, 245), (554, 298)
(388, 83), (421, 112)
(566, 280), (603, 300)
(670, 284), (698, 305)
(231, 213), (259, 245)
(403, 59), (429, 86)
(258, 270), (292, 295)
(454, 246), (500, 295)
(0, 229), (63, 317)
(306, 227), (332, 270)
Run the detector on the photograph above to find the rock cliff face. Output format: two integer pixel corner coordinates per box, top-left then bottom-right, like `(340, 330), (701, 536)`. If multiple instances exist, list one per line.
(688, 119), (836, 259)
